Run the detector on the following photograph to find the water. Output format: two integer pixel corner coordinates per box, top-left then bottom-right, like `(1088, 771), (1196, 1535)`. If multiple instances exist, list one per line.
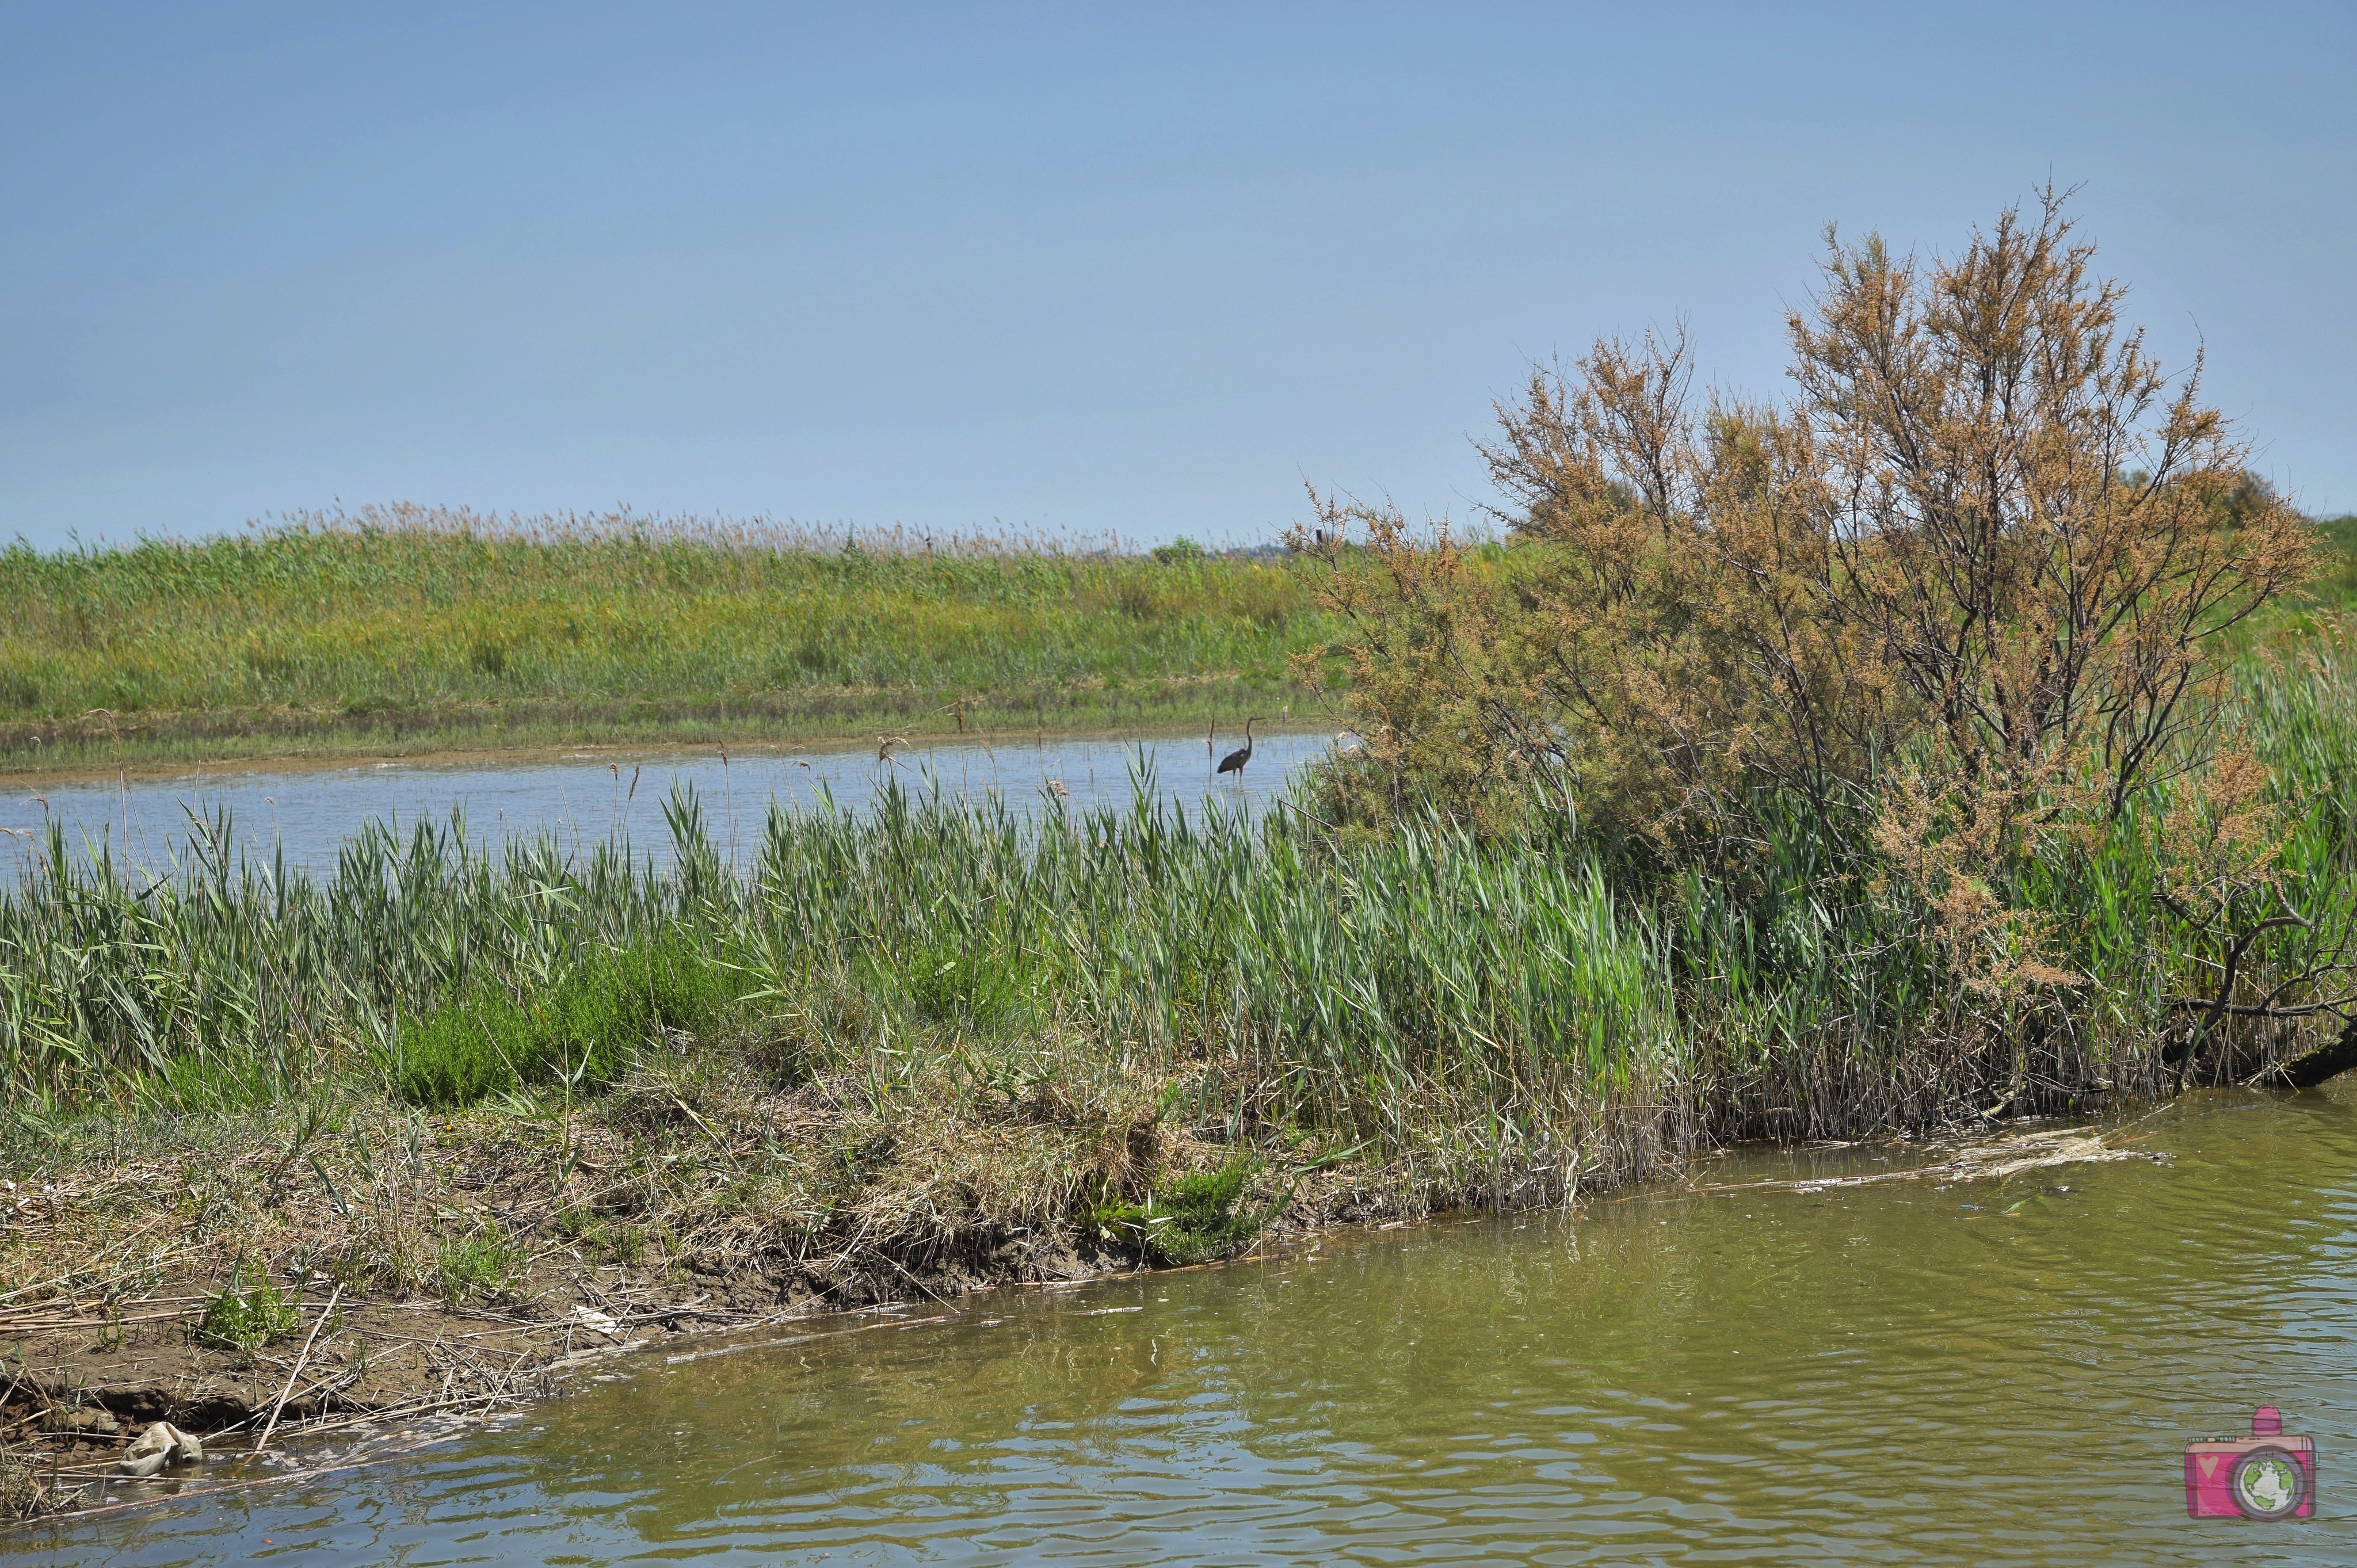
(28, 1083), (2357, 1565)
(0, 729), (1343, 880)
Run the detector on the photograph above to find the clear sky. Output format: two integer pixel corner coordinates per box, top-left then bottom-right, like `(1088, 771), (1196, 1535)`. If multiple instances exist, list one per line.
(3, 3), (2351, 551)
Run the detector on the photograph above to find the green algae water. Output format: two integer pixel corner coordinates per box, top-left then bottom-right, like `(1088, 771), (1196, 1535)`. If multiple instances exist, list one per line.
(26, 1082), (2357, 1565)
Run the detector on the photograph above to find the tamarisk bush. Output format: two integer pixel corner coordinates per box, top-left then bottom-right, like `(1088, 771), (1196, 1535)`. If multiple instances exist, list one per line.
(1298, 190), (2348, 1093)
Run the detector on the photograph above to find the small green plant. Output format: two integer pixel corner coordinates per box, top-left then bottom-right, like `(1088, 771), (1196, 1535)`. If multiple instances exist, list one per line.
(556, 1207), (646, 1266)
(436, 1231), (525, 1302)
(196, 1260), (301, 1351)
(1092, 1160), (1260, 1265)
(1151, 537), (1208, 564)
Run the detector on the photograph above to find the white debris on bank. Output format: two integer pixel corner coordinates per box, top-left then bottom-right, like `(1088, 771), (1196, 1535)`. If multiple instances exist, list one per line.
(117, 1421), (201, 1476)
(1696, 1126), (2169, 1196)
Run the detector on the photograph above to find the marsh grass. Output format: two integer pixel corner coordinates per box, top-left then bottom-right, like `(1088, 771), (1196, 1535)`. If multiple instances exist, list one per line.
(435, 1232), (526, 1303)
(394, 935), (731, 1108)
(0, 508), (1341, 772)
(1, 634), (2352, 1302)
(555, 1207), (647, 1266)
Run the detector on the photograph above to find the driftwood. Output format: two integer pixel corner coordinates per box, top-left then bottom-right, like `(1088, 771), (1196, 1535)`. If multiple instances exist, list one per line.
(250, 1285), (342, 1458)
(2272, 1014), (2357, 1090)
(1695, 1126), (2169, 1196)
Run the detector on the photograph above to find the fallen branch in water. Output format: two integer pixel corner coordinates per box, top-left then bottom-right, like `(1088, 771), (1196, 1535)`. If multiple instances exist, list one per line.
(658, 1312), (957, 1367)
(269, 1390), (518, 1445)
(1693, 1127), (2169, 1195)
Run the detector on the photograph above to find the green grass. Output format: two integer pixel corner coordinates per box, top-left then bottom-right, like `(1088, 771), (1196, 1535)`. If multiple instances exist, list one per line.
(394, 935), (730, 1108)
(1093, 1159), (1263, 1264)
(435, 1232), (526, 1303)
(0, 509), (1344, 774)
(555, 1208), (648, 1266)
(2306, 516), (2357, 608)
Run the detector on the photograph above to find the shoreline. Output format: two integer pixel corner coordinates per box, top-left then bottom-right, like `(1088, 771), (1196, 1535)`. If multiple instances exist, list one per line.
(0, 1111), (2187, 1526)
(0, 706), (1341, 792)
(0, 681), (1337, 787)
(0, 1136), (1412, 1523)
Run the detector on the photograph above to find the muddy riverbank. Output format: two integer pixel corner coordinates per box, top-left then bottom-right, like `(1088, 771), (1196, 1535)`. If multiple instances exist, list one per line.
(0, 1100), (2174, 1524)
(0, 1073), (1417, 1520)
(10, 1086), (2349, 1563)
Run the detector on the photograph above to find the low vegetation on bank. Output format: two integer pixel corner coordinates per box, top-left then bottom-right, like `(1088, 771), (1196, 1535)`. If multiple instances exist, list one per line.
(3, 191), (2355, 1514)
(0, 517), (1340, 773)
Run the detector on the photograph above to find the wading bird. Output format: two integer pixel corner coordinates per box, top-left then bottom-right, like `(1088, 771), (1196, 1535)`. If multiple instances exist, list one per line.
(1216, 717), (1264, 780)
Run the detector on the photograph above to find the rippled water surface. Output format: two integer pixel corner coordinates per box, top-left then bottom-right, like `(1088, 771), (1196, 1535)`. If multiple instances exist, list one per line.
(1, 728), (1338, 878)
(28, 1084), (2357, 1565)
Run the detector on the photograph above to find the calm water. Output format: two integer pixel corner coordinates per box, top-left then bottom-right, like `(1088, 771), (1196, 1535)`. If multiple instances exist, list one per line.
(26, 1082), (2357, 1565)
(0, 729), (1343, 880)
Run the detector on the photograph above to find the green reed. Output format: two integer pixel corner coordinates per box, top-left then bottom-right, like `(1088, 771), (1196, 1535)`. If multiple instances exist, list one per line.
(4, 646), (2351, 1183)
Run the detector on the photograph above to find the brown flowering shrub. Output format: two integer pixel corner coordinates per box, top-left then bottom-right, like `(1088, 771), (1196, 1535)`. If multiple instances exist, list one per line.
(1298, 190), (2322, 1020)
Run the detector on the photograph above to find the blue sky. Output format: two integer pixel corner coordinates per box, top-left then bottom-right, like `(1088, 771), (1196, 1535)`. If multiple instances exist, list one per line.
(3, 3), (2352, 551)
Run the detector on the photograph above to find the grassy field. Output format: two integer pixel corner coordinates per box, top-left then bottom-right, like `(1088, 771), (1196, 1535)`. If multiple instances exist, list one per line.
(6, 505), (2345, 780)
(0, 508), (1345, 775)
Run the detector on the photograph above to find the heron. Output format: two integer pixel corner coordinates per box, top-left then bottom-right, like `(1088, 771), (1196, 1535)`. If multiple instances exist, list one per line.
(1216, 717), (1265, 780)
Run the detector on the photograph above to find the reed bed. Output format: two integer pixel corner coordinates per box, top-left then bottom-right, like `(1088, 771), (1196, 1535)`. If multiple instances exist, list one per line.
(0, 778), (1678, 1199)
(0, 506), (1341, 772)
(6, 644), (2351, 1232)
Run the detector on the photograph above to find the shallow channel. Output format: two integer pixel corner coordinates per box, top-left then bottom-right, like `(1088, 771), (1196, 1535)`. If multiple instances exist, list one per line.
(1, 728), (1343, 880)
(24, 1081), (2357, 1565)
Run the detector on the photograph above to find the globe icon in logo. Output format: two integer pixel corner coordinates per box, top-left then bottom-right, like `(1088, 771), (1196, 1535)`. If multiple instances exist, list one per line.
(2230, 1448), (2307, 1520)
